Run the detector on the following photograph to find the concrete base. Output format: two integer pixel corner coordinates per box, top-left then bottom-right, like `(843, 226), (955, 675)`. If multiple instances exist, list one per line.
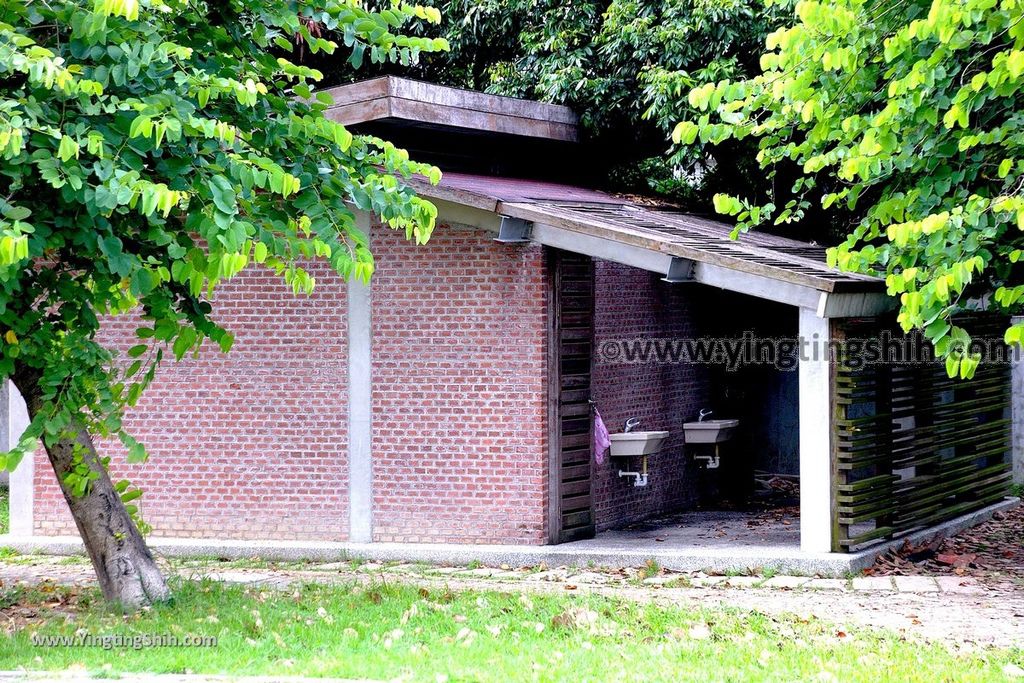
(2, 498), (1016, 578)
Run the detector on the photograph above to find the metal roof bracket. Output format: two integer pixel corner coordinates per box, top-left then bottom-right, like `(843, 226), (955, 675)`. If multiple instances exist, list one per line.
(495, 216), (534, 244)
(662, 256), (696, 283)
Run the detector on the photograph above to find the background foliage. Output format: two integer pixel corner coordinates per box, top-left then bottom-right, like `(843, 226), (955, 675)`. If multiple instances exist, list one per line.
(677, 0), (1024, 373)
(0, 0), (446, 489)
(309, 0), (784, 210)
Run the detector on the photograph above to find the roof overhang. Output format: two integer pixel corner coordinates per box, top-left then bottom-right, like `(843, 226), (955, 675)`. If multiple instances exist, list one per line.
(414, 174), (893, 319)
(323, 77), (579, 143)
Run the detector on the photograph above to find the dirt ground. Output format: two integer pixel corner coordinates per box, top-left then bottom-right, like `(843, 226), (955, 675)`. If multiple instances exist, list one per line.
(869, 504), (1024, 589)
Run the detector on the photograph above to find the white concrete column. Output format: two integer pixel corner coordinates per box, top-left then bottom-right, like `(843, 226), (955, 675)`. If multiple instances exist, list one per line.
(5, 379), (33, 536)
(1012, 316), (1024, 486)
(798, 308), (834, 553)
(347, 212), (373, 542)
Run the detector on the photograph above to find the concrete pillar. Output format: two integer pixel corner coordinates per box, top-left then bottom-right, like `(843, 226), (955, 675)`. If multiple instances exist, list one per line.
(4, 379), (33, 536)
(0, 380), (7, 489)
(798, 308), (834, 553)
(347, 212), (373, 542)
(1013, 316), (1024, 486)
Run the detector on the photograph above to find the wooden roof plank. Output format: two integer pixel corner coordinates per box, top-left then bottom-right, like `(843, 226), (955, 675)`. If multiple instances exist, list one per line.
(322, 77), (579, 142)
(410, 173), (887, 295)
(499, 200), (880, 294)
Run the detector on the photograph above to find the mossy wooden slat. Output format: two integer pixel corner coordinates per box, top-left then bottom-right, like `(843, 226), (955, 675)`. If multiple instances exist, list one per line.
(848, 468), (1010, 525)
(840, 525), (897, 548)
(832, 318), (1011, 552)
(836, 474), (900, 493)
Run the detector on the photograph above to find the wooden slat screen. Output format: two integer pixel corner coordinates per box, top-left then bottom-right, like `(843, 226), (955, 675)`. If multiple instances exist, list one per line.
(551, 251), (596, 543)
(833, 317), (1012, 551)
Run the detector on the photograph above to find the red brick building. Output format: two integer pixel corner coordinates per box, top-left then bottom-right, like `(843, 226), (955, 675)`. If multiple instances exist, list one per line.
(5, 78), (1015, 564)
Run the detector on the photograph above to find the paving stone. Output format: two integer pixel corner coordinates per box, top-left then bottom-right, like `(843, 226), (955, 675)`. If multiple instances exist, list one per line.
(642, 576), (679, 586)
(309, 562), (349, 571)
(804, 578), (849, 591)
(934, 576), (984, 594)
(852, 576), (894, 591)
(458, 568), (497, 577)
(489, 571), (523, 579)
(762, 575), (809, 589)
(569, 571), (612, 584)
(893, 576), (939, 593)
(721, 576), (762, 588)
(203, 571), (275, 585)
(357, 562), (383, 572)
(426, 567), (464, 575)
(689, 575), (727, 587)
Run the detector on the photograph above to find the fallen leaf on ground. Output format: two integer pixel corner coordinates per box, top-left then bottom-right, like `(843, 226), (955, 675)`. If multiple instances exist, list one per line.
(551, 607), (599, 631)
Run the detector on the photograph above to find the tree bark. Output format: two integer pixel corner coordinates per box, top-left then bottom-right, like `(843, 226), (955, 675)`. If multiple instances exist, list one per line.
(11, 366), (170, 609)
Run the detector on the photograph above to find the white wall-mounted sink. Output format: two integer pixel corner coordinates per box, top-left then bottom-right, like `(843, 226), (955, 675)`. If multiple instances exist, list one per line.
(609, 431), (670, 457)
(683, 419), (739, 444)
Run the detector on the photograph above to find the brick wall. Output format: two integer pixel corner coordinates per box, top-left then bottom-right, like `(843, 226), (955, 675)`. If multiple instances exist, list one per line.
(29, 222), (550, 545)
(590, 261), (711, 530)
(32, 262), (351, 541)
(370, 223), (549, 544)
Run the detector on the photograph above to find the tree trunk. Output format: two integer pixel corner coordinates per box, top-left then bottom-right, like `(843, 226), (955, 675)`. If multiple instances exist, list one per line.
(11, 366), (170, 609)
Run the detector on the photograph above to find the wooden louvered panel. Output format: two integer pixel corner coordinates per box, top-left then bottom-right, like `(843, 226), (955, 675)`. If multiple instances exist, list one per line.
(833, 316), (1012, 551)
(548, 249), (596, 543)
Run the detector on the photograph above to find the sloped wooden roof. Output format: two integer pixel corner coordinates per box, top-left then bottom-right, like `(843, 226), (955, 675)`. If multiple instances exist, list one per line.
(413, 172), (885, 296)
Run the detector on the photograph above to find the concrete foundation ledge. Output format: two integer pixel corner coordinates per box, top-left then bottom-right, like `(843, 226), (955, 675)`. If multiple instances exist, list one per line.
(2, 497), (1016, 579)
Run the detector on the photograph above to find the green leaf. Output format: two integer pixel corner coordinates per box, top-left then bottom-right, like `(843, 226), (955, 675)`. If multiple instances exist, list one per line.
(209, 175), (237, 215)
(99, 235), (134, 277)
(120, 489), (143, 503)
(172, 327), (197, 360)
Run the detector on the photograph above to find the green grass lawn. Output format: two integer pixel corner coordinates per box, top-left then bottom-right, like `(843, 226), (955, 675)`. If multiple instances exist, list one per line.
(2, 578), (1020, 681)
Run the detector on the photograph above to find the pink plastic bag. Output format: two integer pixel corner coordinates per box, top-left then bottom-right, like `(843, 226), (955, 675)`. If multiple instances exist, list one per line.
(593, 407), (611, 464)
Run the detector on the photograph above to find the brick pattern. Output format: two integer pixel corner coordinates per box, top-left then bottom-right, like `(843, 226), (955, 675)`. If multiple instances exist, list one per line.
(29, 229), (718, 544)
(32, 262), (351, 541)
(590, 261), (711, 530)
(370, 223), (549, 544)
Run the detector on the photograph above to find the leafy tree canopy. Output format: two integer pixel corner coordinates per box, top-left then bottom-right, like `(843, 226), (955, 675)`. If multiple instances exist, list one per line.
(370, 0), (784, 207)
(680, 0), (1024, 376)
(0, 0), (446, 477)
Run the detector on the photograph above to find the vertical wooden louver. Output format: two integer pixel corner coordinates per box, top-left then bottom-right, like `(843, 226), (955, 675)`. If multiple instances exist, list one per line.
(548, 250), (596, 543)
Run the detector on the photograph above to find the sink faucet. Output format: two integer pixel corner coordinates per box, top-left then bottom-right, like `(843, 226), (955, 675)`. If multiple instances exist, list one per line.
(698, 409), (713, 423)
(624, 417), (641, 433)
